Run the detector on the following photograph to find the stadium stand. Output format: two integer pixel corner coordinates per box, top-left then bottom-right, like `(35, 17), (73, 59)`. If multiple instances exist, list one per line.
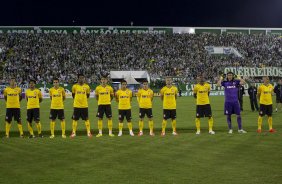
(1, 33), (282, 84)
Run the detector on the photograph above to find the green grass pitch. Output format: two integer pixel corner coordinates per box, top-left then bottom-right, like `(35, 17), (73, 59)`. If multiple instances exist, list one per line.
(0, 96), (282, 184)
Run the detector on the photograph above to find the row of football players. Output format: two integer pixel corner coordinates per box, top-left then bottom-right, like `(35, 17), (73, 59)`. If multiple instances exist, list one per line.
(3, 73), (276, 138)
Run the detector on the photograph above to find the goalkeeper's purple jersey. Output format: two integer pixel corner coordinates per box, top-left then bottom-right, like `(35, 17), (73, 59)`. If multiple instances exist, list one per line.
(221, 80), (240, 102)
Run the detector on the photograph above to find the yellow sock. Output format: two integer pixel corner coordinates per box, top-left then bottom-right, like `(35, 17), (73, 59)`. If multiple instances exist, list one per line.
(36, 122), (42, 134)
(268, 117), (273, 130)
(72, 120), (78, 134)
(5, 122), (11, 137)
(108, 119), (113, 131)
(208, 117), (214, 132)
(139, 120), (144, 132)
(195, 118), (201, 132)
(258, 116), (263, 130)
(85, 120), (91, 134)
(162, 120), (167, 133)
(149, 120), (154, 133)
(98, 119), (103, 132)
(61, 120), (66, 135)
(127, 122), (133, 131)
(119, 123), (123, 131)
(17, 124), (23, 135)
(50, 121), (55, 136)
(28, 123), (34, 135)
(172, 119), (176, 132)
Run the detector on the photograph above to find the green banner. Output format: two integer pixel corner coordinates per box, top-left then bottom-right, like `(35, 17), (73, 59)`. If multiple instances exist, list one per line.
(0, 27), (36, 34)
(82, 27), (172, 34)
(225, 29), (249, 34)
(39, 27), (81, 34)
(1, 27), (282, 35)
(269, 30), (282, 35)
(195, 28), (221, 34)
(250, 30), (266, 34)
(0, 27), (172, 34)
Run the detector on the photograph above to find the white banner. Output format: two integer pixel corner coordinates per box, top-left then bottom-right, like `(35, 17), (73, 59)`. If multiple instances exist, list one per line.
(205, 46), (243, 57)
(224, 67), (282, 77)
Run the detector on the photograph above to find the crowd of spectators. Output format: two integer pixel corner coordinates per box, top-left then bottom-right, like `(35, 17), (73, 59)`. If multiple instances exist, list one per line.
(1, 32), (281, 84)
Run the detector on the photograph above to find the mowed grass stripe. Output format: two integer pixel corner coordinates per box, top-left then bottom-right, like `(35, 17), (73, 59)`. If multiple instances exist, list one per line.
(0, 96), (282, 184)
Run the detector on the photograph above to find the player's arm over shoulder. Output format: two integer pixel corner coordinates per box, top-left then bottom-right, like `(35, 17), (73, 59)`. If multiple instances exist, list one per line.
(62, 88), (66, 100)
(49, 88), (53, 100)
(19, 88), (22, 101)
(174, 86), (178, 99)
(193, 85), (198, 98)
(207, 83), (211, 96)
(150, 89), (154, 101)
(95, 86), (99, 101)
(136, 89), (140, 103)
(115, 90), (119, 102)
(38, 89), (43, 103)
(72, 84), (76, 98)
(130, 90), (133, 102)
(160, 87), (165, 100)
(257, 85), (262, 98)
(86, 85), (90, 98)
(25, 89), (29, 101)
(110, 86), (114, 101)
(271, 85), (275, 95)
(3, 88), (7, 101)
